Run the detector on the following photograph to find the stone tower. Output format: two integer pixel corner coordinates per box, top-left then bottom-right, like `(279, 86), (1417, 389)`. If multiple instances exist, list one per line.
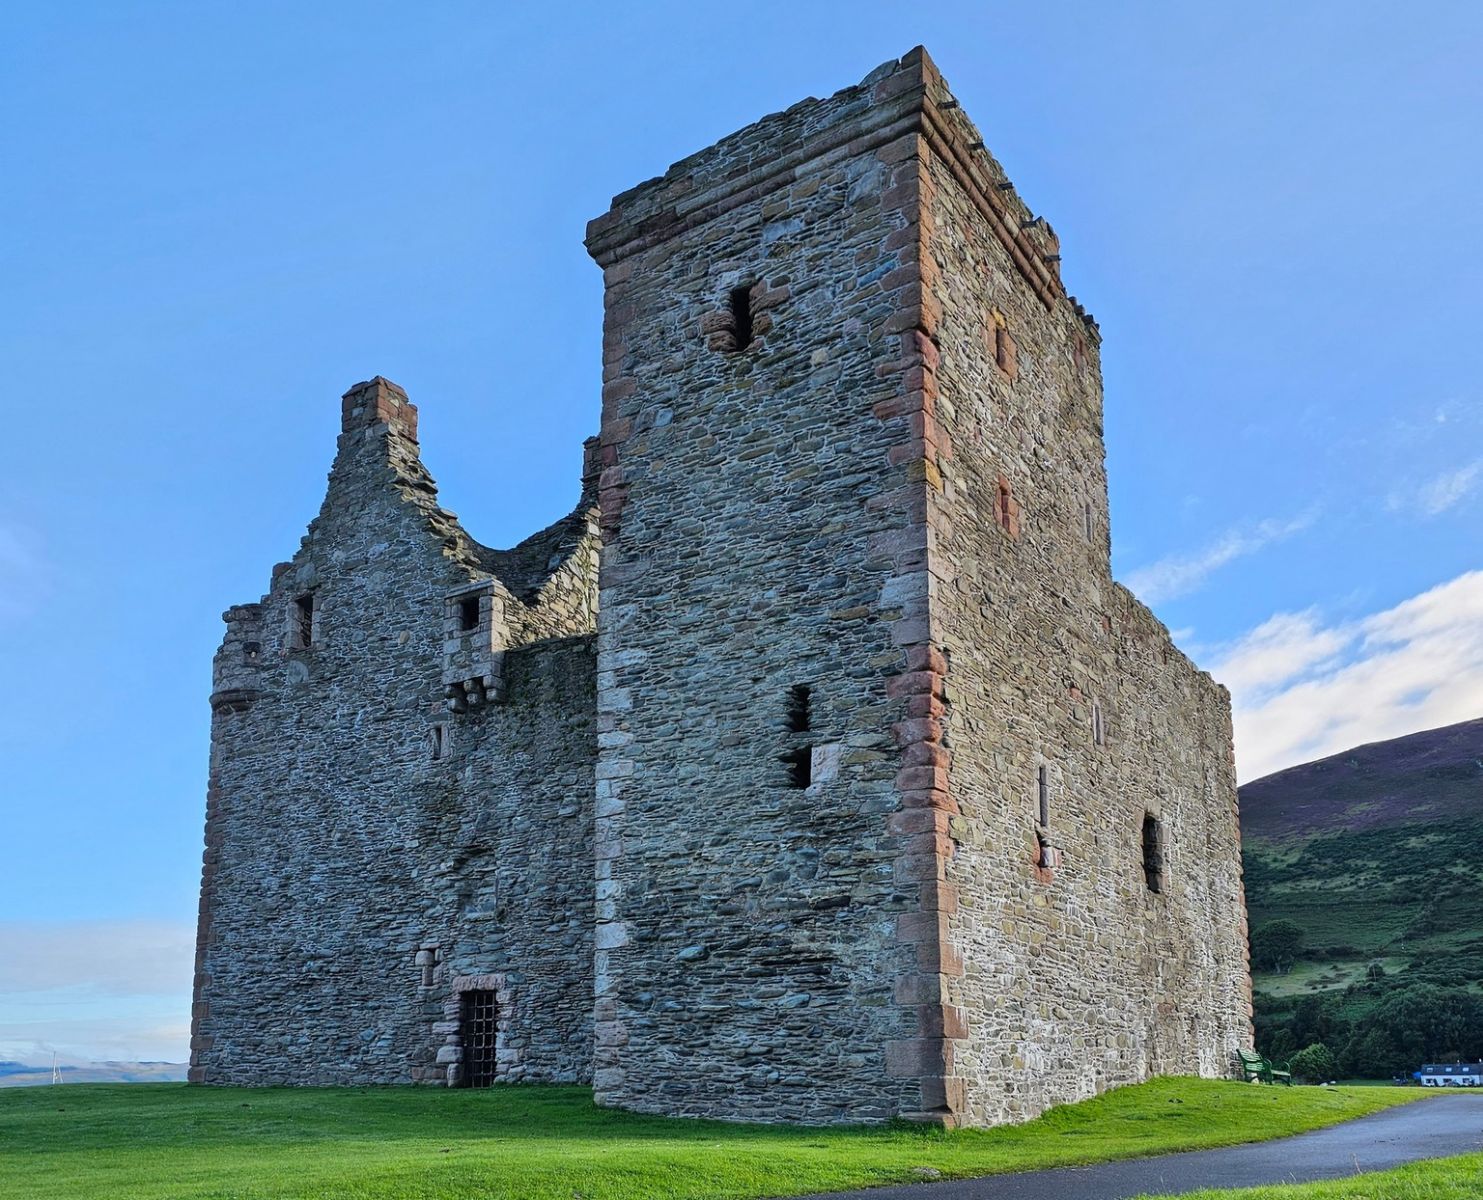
(190, 47), (1251, 1128)
(583, 46), (1249, 1126)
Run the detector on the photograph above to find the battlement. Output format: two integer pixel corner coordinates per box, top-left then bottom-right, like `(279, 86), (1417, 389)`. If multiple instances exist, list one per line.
(586, 47), (1090, 331)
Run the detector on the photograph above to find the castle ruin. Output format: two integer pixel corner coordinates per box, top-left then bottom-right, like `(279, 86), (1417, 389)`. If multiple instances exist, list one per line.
(189, 47), (1252, 1128)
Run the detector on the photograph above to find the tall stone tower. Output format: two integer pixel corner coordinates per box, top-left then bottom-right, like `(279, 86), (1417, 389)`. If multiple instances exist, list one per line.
(584, 47), (1250, 1127)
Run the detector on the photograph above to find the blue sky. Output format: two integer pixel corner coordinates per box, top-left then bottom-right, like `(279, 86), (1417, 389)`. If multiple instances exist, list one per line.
(1, 2), (1479, 1063)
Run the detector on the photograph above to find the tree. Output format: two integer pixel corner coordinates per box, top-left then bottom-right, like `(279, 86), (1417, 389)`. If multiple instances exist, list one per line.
(1289, 1042), (1339, 1083)
(1252, 919), (1305, 973)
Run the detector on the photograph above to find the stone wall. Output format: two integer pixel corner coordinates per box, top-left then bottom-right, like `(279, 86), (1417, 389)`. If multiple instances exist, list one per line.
(584, 56), (944, 1125)
(583, 47), (1249, 1126)
(914, 49), (1252, 1123)
(189, 378), (600, 1087)
(191, 45), (1251, 1125)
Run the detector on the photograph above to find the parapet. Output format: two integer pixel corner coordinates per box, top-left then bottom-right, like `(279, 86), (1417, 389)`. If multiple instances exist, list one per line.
(584, 46), (1091, 331)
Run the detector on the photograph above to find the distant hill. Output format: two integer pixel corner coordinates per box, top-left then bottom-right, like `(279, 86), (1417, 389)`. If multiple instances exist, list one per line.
(1240, 718), (1483, 1070)
(1241, 717), (1483, 844)
(0, 1061), (187, 1088)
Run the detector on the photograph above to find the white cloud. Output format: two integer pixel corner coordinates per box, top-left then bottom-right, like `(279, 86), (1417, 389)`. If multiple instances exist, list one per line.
(1386, 459), (1483, 517)
(0, 920), (194, 1064)
(1210, 570), (1483, 782)
(1124, 511), (1317, 605)
(1417, 460), (1482, 515)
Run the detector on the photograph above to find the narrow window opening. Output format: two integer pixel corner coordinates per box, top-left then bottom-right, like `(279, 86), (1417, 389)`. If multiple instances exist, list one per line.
(460, 989), (499, 1088)
(1093, 702), (1105, 747)
(293, 594), (315, 649)
(1037, 765), (1050, 828)
(1142, 813), (1164, 893)
(782, 747), (812, 789)
(458, 595), (480, 632)
(431, 724), (447, 761)
(1083, 500), (1094, 543)
(729, 285), (754, 352)
(996, 480), (1015, 534)
(786, 684), (812, 733)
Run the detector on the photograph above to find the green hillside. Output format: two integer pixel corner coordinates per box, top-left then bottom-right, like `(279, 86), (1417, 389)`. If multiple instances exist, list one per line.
(1240, 719), (1483, 1075)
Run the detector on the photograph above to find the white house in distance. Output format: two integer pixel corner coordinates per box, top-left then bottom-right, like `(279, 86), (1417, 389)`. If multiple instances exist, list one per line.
(1415, 1062), (1483, 1087)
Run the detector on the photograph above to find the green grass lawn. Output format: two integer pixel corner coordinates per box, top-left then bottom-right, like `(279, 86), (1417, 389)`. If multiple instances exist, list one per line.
(1144, 1152), (1483, 1199)
(0, 1078), (1420, 1200)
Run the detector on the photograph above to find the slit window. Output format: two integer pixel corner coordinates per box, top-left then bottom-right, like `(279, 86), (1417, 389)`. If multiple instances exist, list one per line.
(293, 594), (315, 649)
(782, 747), (812, 789)
(1084, 500), (1094, 542)
(460, 989), (499, 1088)
(431, 724), (447, 761)
(1093, 702), (1105, 746)
(729, 285), (754, 352)
(458, 595), (480, 632)
(1142, 813), (1164, 893)
(786, 684), (812, 733)
(1037, 765), (1050, 827)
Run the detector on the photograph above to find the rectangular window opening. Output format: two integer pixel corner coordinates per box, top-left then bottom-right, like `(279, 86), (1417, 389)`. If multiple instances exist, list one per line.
(786, 684), (812, 733)
(1037, 765), (1050, 827)
(460, 988), (499, 1088)
(1093, 702), (1105, 746)
(729, 285), (754, 352)
(293, 594), (315, 649)
(1084, 500), (1094, 542)
(458, 595), (480, 632)
(242, 641), (261, 666)
(782, 746), (812, 789)
(431, 724), (447, 761)
(1142, 813), (1164, 894)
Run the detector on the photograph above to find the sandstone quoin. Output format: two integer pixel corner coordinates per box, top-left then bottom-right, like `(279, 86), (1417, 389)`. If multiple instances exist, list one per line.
(189, 46), (1253, 1128)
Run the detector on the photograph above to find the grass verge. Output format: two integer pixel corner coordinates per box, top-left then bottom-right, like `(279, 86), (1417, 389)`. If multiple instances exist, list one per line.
(1141, 1151), (1483, 1199)
(0, 1077), (1420, 1200)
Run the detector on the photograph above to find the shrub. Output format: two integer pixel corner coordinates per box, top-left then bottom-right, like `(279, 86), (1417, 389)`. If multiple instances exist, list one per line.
(1289, 1042), (1339, 1083)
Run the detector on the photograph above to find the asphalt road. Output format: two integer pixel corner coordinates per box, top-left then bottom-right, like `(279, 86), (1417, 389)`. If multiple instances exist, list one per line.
(803, 1093), (1483, 1200)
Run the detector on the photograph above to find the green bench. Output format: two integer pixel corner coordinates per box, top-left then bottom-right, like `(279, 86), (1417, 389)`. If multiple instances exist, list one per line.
(1238, 1047), (1293, 1085)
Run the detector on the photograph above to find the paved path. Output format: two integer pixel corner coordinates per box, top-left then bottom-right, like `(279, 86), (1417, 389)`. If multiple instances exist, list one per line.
(805, 1093), (1483, 1200)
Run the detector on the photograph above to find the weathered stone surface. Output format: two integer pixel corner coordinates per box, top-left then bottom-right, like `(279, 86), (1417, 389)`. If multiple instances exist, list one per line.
(190, 46), (1250, 1127)
(190, 379), (600, 1089)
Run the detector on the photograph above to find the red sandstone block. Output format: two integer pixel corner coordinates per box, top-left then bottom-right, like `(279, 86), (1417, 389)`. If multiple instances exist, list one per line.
(886, 808), (950, 835)
(900, 787), (958, 813)
(602, 378), (638, 403)
(905, 645), (947, 675)
(901, 740), (950, 768)
(892, 717), (942, 745)
(894, 851), (945, 883)
(917, 940), (964, 975)
(920, 1074), (968, 1112)
(915, 1003), (969, 1040)
(896, 765), (949, 793)
(886, 671), (938, 698)
(905, 694), (947, 720)
(896, 911), (948, 943)
(885, 1037), (954, 1078)
(880, 264), (922, 291)
(918, 880), (960, 914)
(600, 417), (633, 447)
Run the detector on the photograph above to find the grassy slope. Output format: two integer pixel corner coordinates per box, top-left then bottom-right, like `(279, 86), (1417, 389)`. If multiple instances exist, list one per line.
(1240, 720), (1483, 1019)
(0, 1080), (1418, 1200)
(1144, 1152), (1483, 1199)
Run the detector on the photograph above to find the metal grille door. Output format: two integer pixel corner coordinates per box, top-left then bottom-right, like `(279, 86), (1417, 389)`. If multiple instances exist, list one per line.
(461, 989), (498, 1088)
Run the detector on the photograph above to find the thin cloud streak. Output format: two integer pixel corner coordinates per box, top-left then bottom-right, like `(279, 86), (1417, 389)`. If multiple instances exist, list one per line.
(1211, 570), (1483, 782)
(1125, 511), (1317, 605)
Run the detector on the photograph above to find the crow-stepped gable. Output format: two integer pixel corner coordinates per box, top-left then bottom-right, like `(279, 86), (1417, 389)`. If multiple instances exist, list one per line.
(190, 47), (1252, 1128)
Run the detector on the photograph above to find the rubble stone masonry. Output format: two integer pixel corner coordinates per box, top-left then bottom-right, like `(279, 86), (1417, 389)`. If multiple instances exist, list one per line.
(191, 46), (1251, 1126)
